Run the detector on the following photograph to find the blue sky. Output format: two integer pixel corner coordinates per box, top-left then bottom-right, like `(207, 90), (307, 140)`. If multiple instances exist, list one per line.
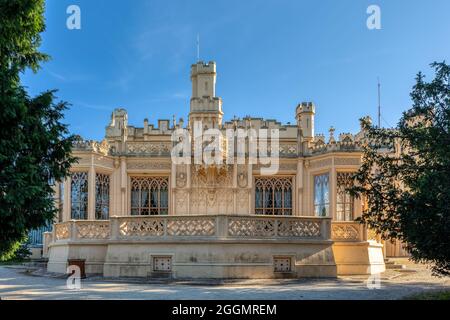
(22, 0), (450, 141)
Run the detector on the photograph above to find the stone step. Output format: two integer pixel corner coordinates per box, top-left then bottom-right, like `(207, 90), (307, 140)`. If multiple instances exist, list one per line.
(385, 263), (406, 270)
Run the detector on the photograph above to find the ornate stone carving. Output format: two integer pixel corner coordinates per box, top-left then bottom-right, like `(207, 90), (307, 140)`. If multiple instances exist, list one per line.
(228, 217), (322, 238)
(237, 165), (248, 188)
(167, 218), (216, 236)
(176, 165), (187, 188)
(118, 217), (216, 237)
(127, 162), (171, 170)
(278, 144), (298, 156)
(309, 158), (332, 169)
(331, 223), (361, 241)
(277, 220), (321, 237)
(176, 190), (188, 209)
(127, 142), (172, 155)
(76, 222), (110, 239)
(334, 158), (360, 166)
(191, 164), (232, 187)
(55, 223), (70, 240)
(119, 219), (165, 237)
(73, 139), (111, 155)
(228, 218), (276, 237)
(237, 190), (249, 208)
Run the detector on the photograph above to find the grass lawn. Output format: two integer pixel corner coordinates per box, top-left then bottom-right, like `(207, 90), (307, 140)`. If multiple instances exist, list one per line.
(405, 290), (450, 300)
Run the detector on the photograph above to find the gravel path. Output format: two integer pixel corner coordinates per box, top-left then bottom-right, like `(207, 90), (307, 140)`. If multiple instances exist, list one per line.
(0, 259), (448, 300)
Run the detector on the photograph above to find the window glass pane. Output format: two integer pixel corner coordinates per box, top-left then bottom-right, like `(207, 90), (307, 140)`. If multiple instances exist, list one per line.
(130, 177), (169, 216)
(336, 172), (355, 221)
(314, 173), (330, 217)
(95, 174), (110, 220)
(254, 177), (292, 216)
(284, 189), (292, 209)
(71, 172), (88, 220)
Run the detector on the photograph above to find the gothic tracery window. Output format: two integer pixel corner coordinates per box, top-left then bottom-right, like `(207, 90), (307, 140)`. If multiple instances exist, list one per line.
(336, 172), (355, 221)
(95, 173), (110, 220)
(314, 173), (330, 217)
(130, 177), (169, 215)
(255, 177), (292, 216)
(71, 172), (88, 220)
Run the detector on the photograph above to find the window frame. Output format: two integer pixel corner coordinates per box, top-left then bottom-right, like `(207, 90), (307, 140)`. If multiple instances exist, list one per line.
(95, 173), (111, 220)
(129, 176), (170, 216)
(313, 172), (330, 217)
(70, 171), (89, 220)
(336, 172), (355, 221)
(254, 176), (293, 216)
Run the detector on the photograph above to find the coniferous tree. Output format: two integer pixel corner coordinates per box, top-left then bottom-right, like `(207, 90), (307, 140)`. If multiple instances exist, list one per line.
(0, 0), (76, 256)
(350, 62), (450, 275)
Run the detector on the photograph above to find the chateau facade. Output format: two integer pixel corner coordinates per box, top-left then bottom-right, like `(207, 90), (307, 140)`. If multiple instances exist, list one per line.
(45, 61), (385, 278)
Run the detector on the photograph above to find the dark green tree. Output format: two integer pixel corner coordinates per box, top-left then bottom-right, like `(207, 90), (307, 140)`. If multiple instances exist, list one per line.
(0, 0), (76, 256)
(350, 62), (450, 275)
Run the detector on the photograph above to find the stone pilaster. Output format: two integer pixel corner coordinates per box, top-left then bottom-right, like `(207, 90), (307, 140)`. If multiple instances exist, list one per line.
(88, 163), (96, 220)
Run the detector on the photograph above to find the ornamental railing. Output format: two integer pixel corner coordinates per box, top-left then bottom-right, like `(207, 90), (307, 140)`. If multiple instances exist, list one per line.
(53, 220), (110, 241)
(331, 221), (381, 243)
(52, 215), (331, 242)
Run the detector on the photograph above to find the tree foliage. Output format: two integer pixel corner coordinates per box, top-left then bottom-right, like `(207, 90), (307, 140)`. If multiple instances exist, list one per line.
(0, 0), (76, 255)
(350, 62), (450, 275)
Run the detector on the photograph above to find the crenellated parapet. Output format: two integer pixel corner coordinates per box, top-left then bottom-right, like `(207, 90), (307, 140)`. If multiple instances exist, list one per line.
(309, 131), (363, 155)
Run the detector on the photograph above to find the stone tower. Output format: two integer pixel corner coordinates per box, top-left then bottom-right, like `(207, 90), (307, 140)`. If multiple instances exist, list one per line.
(296, 102), (316, 147)
(189, 61), (223, 129)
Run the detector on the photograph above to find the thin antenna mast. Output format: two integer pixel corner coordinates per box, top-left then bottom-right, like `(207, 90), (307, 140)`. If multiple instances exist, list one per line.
(377, 77), (381, 128)
(197, 34), (200, 62)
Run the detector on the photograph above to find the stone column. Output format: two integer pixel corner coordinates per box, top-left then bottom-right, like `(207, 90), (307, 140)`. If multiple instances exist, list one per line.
(233, 162), (237, 213)
(187, 164), (191, 215)
(247, 162), (253, 214)
(330, 163), (337, 220)
(296, 159), (303, 216)
(63, 177), (71, 222)
(171, 163), (176, 216)
(120, 157), (127, 215)
(88, 163), (96, 220)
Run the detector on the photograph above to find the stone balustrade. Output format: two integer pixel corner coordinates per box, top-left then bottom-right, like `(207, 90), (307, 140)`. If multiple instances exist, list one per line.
(52, 215), (331, 242)
(331, 221), (380, 243)
(53, 220), (110, 241)
(331, 222), (366, 242)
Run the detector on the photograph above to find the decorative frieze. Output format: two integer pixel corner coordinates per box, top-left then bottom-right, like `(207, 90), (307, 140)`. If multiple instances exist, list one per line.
(334, 158), (360, 166)
(127, 162), (171, 170)
(309, 158), (332, 169)
(127, 142), (172, 155)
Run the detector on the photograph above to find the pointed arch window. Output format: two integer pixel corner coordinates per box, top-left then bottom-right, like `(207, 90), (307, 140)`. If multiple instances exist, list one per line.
(71, 172), (88, 220)
(336, 172), (355, 221)
(314, 173), (330, 217)
(131, 177), (169, 215)
(255, 177), (293, 216)
(95, 173), (110, 220)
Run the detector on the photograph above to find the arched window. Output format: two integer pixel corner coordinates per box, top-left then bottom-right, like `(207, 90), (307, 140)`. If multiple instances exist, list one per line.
(336, 172), (354, 221)
(255, 177), (293, 216)
(131, 177), (169, 215)
(314, 173), (329, 217)
(95, 173), (110, 220)
(71, 172), (88, 220)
